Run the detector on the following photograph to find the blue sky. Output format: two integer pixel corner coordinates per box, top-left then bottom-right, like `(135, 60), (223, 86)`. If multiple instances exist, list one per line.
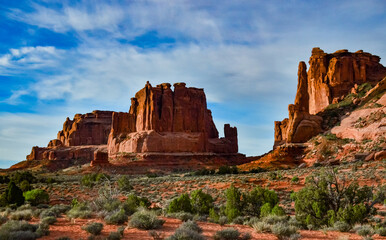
(0, 0), (385, 168)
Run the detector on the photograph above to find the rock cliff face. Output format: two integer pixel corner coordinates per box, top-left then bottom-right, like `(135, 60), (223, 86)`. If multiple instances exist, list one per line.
(274, 48), (386, 147)
(308, 48), (386, 114)
(25, 82), (240, 169)
(108, 82), (237, 157)
(57, 110), (113, 146)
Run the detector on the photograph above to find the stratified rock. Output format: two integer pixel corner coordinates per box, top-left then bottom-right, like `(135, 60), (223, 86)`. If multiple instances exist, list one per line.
(274, 62), (322, 147)
(274, 48), (386, 148)
(57, 110), (113, 146)
(47, 139), (62, 148)
(90, 151), (109, 166)
(108, 82), (237, 157)
(308, 48), (386, 114)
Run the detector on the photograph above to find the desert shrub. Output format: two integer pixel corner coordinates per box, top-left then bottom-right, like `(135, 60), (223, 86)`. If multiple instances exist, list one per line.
(39, 209), (56, 218)
(292, 168), (378, 227)
(129, 209), (165, 230)
(180, 220), (202, 233)
(24, 189), (49, 206)
(271, 205), (286, 216)
(260, 203), (272, 218)
(218, 165), (238, 175)
(166, 220), (204, 240)
(19, 180), (31, 192)
(82, 222), (103, 235)
(0, 175), (10, 184)
(213, 228), (240, 240)
(41, 216), (57, 225)
(107, 231), (122, 240)
(81, 173), (110, 187)
(168, 193), (192, 214)
(239, 232), (252, 240)
(242, 186), (279, 217)
(377, 227), (386, 236)
(117, 176), (133, 192)
(355, 225), (374, 238)
(123, 194), (150, 215)
(149, 230), (164, 240)
(271, 222), (299, 240)
(9, 209), (33, 220)
(105, 208), (128, 225)
(190, 189), (213, 215)
(333, 221), (351, 232)
(67, 202), (92, 219)
(291, 176), (299, 183)
(325, 133), (338, 141)
(209, 207), (220, 223)
(253, 221), (272, 233)
(36, 222), (50, 237)
(225, 184), (242, 221)
(218, 216), (228, 225)
(49, 204), (71, 216)
(56, 237), (72, 240)
(167, 211), (194, 222)
(0, 220), (39, 240)
(11, 171), (36, 184)
(2, 181), (25, 207)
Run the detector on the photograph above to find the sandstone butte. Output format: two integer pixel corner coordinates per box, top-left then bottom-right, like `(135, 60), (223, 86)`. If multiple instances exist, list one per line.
(274, 48), (386, 147)
(23, 82), (245, 171)
(241, 48), (386, 170)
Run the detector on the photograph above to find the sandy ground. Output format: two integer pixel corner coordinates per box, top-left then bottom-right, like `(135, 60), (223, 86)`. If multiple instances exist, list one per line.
(34, 216), (386, 240)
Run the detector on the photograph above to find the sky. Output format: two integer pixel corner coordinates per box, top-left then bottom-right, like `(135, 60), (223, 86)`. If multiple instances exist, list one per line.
(0, 0), (385, 169)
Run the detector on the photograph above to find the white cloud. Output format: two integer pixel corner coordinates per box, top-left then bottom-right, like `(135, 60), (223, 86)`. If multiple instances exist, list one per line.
(0, 113), (64, 165)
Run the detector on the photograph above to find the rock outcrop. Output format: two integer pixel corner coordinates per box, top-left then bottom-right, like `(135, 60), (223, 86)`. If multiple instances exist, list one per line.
(25, 82), (242, 170)
(57, 110), (113, 146)
(308, 48), (386, 114)
(108, 82), (238, 157)
(274, 48), (386, 148)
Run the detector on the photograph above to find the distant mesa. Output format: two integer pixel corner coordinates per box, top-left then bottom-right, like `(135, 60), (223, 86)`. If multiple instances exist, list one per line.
(23, 82), (245, 171)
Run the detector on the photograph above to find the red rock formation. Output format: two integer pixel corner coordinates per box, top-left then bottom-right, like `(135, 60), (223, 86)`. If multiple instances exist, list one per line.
(26, 82), (240, 168)
(274, 49), (386, 148)
(108, 82), (237, 157)
(308, 48), (386, 114)
(57, 110), (113, 146)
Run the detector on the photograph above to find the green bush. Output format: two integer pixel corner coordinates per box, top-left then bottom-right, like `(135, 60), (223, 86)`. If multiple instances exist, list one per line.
(104, 208), (128, 225)
(377, 227), (386, 236)
(242, 186), (279, 217)
(271, 205), (285, 216)
(213, 228), (240, 240)
(168, 193), (192, 214)
(292, 168), (378, 227)
(5, 181), (25, 206)
(356, 225), (374, 238)
(260, 203), (272, 218)
(11, 171), (36, 184)
(19, 180), (31, 192)
(225, 184), (242, 221)
(67, 202), (92, 219)
(117, 176), (133, 192)
(190, 189), (213, 215)
(81, 173), (110, 187)
(218, 166), (238, 175)
(82, 222), (103, 235)
(129, 209), (165, 230)
(291, 176), (299, 183)
(24, 189), (49, 206)
(123, 194), (150, 215)
(209, 208), (220, 223)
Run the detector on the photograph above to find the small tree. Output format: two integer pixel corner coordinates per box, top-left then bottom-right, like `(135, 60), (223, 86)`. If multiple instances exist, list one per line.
(168, 193), (192, 213)
(24, 189), (49, 206)
(242, 186), (279, 216)
(293, 168), (378, 227)
(225, 184), (241, 221)
(7, 181), (25, 206)
(190, 189), (214, 215)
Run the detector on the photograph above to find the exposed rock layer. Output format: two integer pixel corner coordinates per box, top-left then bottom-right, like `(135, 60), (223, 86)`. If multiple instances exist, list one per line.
(26, 82), (240, 168)
(108, 82), (237, 156)
(274, 48), (386, 148)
